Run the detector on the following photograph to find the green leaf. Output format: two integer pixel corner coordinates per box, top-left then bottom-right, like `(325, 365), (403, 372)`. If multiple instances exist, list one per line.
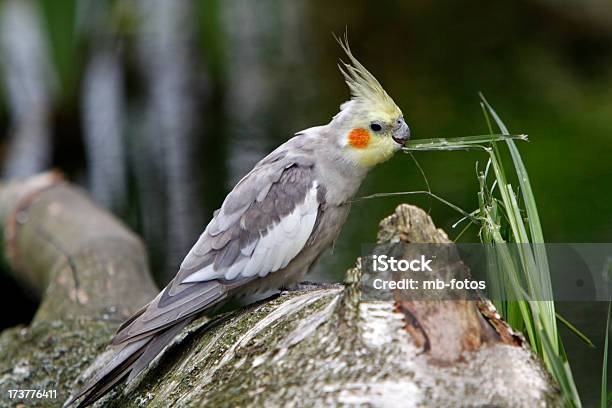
(402, 133), (527, 151)
(601, 301), (611, 408)
(556, 312), (594, 348)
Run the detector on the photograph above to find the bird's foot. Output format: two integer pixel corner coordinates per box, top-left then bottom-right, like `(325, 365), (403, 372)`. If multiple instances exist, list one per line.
(281, 281), (344, 293)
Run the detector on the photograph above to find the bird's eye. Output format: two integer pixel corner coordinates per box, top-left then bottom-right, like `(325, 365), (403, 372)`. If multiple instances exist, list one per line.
(370, 123), (383, 132)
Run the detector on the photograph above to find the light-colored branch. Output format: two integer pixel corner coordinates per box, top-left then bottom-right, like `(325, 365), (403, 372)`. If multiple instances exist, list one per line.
(0, 175), (560, 407)
(0, 172), (157, 322)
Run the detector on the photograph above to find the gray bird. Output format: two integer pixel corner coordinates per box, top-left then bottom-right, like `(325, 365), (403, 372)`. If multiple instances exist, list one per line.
(65, 39), (410, 407)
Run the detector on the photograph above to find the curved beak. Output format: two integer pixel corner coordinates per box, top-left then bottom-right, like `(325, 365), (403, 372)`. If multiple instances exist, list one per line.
(392, 117), (411, 146)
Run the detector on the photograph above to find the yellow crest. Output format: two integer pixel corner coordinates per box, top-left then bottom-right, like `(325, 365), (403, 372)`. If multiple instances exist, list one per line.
(336, 34), (401, 119)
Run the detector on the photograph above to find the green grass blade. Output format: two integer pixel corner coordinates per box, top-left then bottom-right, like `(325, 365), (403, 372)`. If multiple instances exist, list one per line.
(409, 98), (586, 406)
(601, 301), (611, 408)
(357, 190), (478, 222)
(480, 94), (558, 351)
(556, 312), (595, 349)
(476, 96), (586, 405)
(479, 95), (544, 243)
(402, 133), (527, 151)
(540, 323), (582, 407)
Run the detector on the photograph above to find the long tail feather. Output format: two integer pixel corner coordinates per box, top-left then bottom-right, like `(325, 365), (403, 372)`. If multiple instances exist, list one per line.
(64, 338), (149, 407)
(65, 318), (191, 407)
(65, 279), (246, 406)
(126, 318), (190, 383)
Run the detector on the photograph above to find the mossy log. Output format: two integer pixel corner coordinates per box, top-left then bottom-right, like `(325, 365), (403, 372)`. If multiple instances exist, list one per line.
(0, 173), (561, 407)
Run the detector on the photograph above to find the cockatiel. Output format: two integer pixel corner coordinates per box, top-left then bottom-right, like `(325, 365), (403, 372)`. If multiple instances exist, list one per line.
(65, 38), (410, 407)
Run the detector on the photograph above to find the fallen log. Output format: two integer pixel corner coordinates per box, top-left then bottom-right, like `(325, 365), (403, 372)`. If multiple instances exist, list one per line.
(0, 173), (560, 407)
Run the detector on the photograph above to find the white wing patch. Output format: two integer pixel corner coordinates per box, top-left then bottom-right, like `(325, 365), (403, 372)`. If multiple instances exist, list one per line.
(182, 182), (319, 284)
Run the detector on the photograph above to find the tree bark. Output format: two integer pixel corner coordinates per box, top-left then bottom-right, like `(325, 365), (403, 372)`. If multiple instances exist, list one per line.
(0, 173), (561, 407)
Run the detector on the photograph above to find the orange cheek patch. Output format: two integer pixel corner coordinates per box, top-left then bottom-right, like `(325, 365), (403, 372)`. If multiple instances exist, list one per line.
(348, 128), (371, 149)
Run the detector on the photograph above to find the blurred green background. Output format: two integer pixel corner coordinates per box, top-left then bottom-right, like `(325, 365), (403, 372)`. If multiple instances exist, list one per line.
(0, 0), (610, 404)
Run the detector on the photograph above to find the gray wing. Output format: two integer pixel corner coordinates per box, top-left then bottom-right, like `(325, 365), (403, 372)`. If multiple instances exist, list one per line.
(66, 137), (326, 407)
(112, 142), (322, 345)
(179, 157), (321, 282)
